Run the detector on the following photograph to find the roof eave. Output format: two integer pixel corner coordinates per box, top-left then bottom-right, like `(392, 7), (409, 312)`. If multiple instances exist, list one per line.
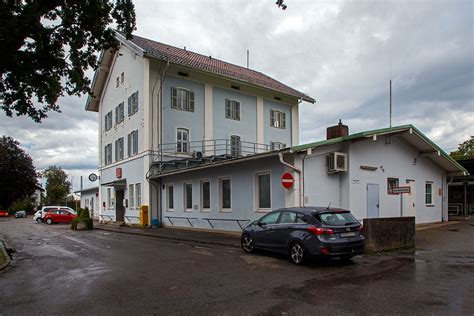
(142, 52), (315, 104)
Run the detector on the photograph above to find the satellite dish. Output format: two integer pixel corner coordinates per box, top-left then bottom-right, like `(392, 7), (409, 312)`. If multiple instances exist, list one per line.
(88, 173), (99, 182)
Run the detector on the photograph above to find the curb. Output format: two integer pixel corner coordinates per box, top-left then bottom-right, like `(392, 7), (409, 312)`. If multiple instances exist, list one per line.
(416, 221), (460, 231)
(0, 240), (11, 270)
(94, 226), (241, 249)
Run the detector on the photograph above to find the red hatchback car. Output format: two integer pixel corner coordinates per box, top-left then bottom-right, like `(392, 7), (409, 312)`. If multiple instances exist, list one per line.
(43, 209), (77, 224)
(0, 210), (9, 217)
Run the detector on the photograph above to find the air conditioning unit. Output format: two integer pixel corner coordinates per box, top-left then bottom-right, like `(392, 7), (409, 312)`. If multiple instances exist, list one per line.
(327, 152), (348, 174)
(193, 151), (203, 158)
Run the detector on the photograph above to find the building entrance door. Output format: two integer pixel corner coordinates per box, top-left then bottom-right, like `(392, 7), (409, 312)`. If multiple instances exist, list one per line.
(367, 183), (380, 218)
(405, 180), (416, 217)
(115, 189), (125, 222)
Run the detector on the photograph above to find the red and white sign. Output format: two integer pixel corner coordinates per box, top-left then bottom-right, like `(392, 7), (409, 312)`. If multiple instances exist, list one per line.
(392, 186), (410, 194)
(281, 172), (294, 190)
(116, 168), (122, 179)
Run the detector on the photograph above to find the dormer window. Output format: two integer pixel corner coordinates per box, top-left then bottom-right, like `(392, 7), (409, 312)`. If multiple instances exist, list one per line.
(171, 87), (195, 112)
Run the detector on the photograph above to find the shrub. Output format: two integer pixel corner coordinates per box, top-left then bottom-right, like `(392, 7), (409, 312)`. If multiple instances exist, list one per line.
(70, 206), (93, 230)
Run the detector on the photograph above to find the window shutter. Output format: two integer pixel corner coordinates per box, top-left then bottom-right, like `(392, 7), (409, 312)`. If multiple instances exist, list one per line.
(134, 91), (139, 113)
(128, 96), (132, 116)
(127, 133), (131, 157)
(225, 99), (230, 118)
(282, 112), (286, 129)
(270, 110), (275, 127)
(108, 112), (112, 129)
(189, 91), (195, 111)
(133, 130), (138, 154)
(104, 114), (108, 130)
(114, 140), (118, 162)
(115, 107), (118, 124)
(171, 87), (177, 108)
(235, 102), (240, 120)
(104, 146), (107, 164)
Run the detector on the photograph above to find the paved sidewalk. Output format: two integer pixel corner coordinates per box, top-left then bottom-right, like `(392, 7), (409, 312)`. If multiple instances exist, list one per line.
(95, 222), (241, 248)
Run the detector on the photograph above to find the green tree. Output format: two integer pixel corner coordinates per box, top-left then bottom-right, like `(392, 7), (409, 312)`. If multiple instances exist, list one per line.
(0, 136), (39, 209)
(43, 166), (71, 205)
(0, 0), (136, 122)
(450, 137), (474, 161)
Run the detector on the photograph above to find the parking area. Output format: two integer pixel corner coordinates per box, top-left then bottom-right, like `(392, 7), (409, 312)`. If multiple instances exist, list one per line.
(0, 218), (473, 314)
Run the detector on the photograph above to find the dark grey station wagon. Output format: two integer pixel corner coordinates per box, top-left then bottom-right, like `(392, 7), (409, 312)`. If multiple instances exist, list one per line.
(241, 206), (365, 264)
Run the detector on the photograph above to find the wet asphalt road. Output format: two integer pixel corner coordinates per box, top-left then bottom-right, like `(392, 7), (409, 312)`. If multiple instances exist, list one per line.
(0, 218), (473, 315)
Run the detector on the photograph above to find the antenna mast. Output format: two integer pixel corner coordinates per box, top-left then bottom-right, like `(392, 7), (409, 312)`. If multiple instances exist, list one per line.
(389, 59), (392, 127)
(246, 50), (249, 68)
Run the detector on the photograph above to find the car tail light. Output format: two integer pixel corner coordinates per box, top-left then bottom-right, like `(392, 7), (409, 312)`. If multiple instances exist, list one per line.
(357, 225), (364, 233)
(308, 227), (335, 235)
(320, 246), (330, 255)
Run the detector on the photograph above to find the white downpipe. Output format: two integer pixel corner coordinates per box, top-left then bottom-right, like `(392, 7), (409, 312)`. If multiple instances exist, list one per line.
(278, 152), (303, 207)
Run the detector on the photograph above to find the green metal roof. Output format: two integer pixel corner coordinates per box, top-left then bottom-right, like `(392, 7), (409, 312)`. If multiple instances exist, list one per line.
(291, 124), (468, 175)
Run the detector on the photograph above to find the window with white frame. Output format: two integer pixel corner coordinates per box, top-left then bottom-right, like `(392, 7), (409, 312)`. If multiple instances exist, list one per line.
(257, 172), (271, 209)
(104, 143), (112, 165)
(230, 135), (241, 156)
(171, 87), (195, 112)
(270, 109), (286, 129)
(115, 102), (124, 124)
(225, 99), (240, 120)
(201, 180), (210, 210)
(128, 91), (139, 116)
(177, 128), (189, 153)
(425, 181), (434, 205)
(270, 141), (286, 150)
(167, 185), (174, 210)
(104, 111), (113, 131)
(220, 178), (231, 210)
(184, 182), (193, 211)
(107, 188), (114, 209)
(127, 130), (138, 157)
(135, 183), (141, 208)
(129, 184), (135, 209)
(115, 138), (124, 162)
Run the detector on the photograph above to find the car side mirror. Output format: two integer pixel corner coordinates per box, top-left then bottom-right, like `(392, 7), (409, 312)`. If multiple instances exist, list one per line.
(258, 221), (265, 227)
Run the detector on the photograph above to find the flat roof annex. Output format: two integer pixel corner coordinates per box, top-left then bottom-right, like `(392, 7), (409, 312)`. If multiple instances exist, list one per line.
(291, 124), (468, 176)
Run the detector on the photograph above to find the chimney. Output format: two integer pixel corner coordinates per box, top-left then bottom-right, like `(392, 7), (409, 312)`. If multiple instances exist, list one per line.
(327, 119), (349, 140)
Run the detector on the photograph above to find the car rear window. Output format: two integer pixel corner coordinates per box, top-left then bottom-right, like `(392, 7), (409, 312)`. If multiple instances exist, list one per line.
(315, 212), (358, 226)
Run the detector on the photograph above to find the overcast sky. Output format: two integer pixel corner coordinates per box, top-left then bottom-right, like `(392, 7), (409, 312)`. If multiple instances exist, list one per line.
(1, 0), (473, 192)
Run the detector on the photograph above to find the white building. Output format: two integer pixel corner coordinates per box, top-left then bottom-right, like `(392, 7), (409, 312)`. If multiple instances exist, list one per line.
(85, 32), (314, 225)
(74, 187), (100, 219)
(86, 33), (467, 231)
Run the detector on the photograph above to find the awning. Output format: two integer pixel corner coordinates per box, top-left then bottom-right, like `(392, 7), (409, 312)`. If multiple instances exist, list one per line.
(101, 179), (127, 187)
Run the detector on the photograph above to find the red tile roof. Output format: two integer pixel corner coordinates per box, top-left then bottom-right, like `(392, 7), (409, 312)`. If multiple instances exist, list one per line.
(125, 33), (315, 103)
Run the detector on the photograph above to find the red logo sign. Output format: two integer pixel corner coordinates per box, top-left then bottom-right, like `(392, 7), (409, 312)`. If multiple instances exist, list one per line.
(281, 172), (294, 190)
(116, 168), (122, 179)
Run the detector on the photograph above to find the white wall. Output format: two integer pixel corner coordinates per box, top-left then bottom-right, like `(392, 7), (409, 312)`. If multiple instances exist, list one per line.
(302, 136), (445, 224)
(348, 136), (444, 223)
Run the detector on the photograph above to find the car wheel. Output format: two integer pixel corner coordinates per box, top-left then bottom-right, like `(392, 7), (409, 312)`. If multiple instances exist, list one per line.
(36, 217), (43, 223)
(290, 242), (305, 265)
(241, 235), (255, 253)
(46, 218), (53, 225)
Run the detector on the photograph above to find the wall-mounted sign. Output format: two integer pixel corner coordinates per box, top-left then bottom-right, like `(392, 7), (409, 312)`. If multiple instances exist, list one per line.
(392, 186), (411, 194)
(116, 168), (122, 179)
(281, 172), (294, 190)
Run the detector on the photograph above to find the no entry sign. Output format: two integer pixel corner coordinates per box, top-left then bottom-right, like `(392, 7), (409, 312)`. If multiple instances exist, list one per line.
(281, 172), (294, 190)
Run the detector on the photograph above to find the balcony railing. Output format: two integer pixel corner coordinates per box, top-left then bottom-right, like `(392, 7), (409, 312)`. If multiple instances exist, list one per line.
(152, 139), (272, 162)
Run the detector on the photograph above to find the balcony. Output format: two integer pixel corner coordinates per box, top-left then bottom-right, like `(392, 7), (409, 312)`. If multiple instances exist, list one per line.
(149, 139), (277, 177)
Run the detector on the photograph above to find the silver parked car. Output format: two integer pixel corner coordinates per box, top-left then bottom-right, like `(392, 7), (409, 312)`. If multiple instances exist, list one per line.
(15, 210), (27, 218)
